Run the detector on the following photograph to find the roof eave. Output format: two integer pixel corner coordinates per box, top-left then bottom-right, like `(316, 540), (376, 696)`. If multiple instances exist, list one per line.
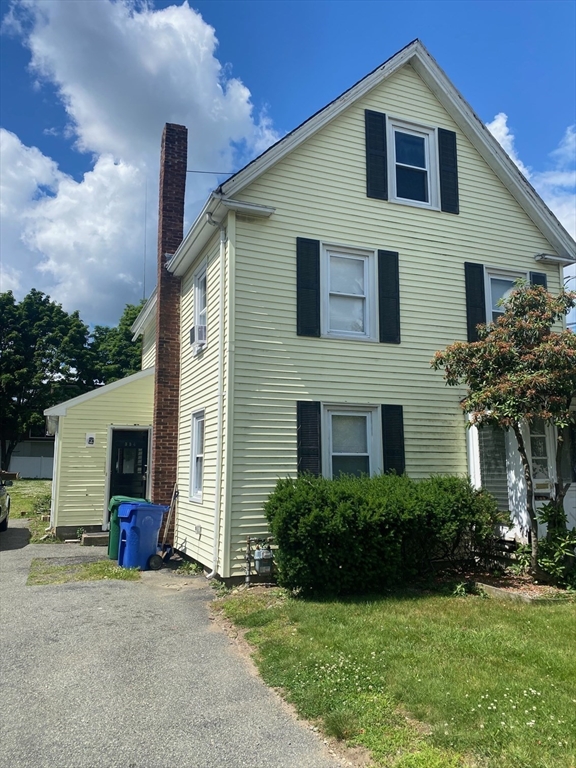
(214, 40), (574, 262)
(166, 196), (275, 277)
(166, 39), (574, 277)
(409, 49), (576, 262)
(131, 288), (157, 340)
(219, 41), (421, 200)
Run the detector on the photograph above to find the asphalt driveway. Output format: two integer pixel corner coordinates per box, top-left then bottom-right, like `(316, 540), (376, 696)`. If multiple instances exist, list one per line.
(0, 519), (344, 768)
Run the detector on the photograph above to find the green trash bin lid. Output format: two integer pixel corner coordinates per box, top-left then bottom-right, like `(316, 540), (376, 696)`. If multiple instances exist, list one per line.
(108, 496), (150, 561)
(108, 495), (150, 512)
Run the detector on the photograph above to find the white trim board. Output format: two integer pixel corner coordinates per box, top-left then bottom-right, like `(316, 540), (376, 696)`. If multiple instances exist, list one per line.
(131, 289), (157, 339)
(44, 367), (155, 417)
(167, 198), (275, 278)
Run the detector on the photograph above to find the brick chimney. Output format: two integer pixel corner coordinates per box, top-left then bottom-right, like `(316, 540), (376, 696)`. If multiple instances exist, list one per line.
(151, 123), (188, 534)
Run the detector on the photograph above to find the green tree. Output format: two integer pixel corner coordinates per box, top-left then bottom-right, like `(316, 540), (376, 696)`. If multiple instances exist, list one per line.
(432, 283), (576, 573)
(90, 301), (144, 384)
(0, 289), (94, 470)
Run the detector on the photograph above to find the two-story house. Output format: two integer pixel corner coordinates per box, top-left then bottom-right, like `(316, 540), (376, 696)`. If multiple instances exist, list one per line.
(47, 40), (576, 575)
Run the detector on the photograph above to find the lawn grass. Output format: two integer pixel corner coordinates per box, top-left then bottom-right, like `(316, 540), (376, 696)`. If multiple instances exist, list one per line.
(218, 588), (576, 768)
(27, 557), (140, 585)
(8, 479), (57, 542)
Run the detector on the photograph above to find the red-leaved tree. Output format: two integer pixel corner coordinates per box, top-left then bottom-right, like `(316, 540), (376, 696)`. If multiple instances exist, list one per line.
(432, 283), (576, 572)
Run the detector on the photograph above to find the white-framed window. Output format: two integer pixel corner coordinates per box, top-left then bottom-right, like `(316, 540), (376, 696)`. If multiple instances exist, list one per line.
(191, 265), (207, 355)
(528, 417), (553, 498)
(484, 268), (526, 323)
(387, 118), (439, 208)
(190, 410), (205, 501)
(322, 405), (382, 478)
(321, 244), (377, 340)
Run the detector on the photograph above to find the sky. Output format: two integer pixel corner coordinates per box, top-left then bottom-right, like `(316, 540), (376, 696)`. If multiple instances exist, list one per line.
(0, 0), (575, 327)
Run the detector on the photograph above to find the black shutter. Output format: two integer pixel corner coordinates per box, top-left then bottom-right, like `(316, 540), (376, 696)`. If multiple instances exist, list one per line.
(381, 404), (405, 474)
(297, 401), (321, 476)
(365, 110), (388, 200)
(296, 238), (320, 337)
(438, 128), (459, 214)
(464, 262), (486, 342)
(530, 272), (548, 289)
(378, 250), (400, 344)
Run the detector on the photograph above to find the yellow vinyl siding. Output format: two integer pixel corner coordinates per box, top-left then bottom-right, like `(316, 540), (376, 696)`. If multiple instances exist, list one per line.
(175, 231), (229, 571)
(52, 374), (153, 529)
(141, 321), (156, 369)
(223, 63), (560, 576)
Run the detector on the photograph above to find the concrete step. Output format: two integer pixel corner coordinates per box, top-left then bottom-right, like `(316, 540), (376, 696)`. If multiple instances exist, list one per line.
(81, 532), (109, 547)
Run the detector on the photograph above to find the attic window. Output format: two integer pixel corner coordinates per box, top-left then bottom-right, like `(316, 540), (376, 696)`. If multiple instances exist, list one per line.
(388, 119), (439, 208)
(365, 110), (458, 214)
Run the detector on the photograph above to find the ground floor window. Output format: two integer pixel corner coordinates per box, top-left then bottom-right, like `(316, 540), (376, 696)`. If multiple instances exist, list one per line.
(322, 405), (382, 479)
(190, 410), (205, 502)
(477, 424), (510, 511)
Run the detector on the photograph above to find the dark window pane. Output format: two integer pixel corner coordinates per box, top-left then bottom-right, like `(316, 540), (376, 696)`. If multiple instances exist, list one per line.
(396, 166), (428, 202)
(332, 455), (370, 477)
(478, 425), (509, 511)
(395, 132), (426, 168)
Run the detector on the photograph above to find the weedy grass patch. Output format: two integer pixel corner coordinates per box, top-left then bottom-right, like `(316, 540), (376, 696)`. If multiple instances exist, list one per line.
(8, 478), (52, 517)
(218, 588), (576, 768)
(27, 557), (140, 585)
(8, 479), (57, 542)
(176, 559), (204, 575)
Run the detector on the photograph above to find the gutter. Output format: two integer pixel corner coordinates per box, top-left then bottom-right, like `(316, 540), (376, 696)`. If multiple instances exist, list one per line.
(166, 196), (274, 278)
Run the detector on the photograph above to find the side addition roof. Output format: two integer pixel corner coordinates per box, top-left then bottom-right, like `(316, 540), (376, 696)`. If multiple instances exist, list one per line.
(44, 367), (154, 417)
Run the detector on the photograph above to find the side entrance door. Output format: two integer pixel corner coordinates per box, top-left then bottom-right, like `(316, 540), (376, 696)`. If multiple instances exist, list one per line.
(108, 429), (150, 502)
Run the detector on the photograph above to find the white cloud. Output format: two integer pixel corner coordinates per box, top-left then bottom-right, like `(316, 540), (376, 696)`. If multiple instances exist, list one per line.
(2, 2), (573, 327)
(531, 125), (576, 239)
(486, 112), (532, 179)
(487, 114), (576, 239)
(0, 127), (62, 295)
(1, 0), (279, 324)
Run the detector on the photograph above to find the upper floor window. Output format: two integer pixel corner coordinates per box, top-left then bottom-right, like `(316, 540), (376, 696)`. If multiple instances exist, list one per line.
(465, 262), (545, 342)
(321, 245), (377, 341)
(190, 264), (207, 355)
(388, 120), (439, 208)
(297, 237), (400, 344)
(485, 268), (525, 323)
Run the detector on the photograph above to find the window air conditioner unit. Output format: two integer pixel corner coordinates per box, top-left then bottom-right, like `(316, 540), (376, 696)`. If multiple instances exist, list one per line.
(190, 325), (207, 355)
(196, 325), (207, 344)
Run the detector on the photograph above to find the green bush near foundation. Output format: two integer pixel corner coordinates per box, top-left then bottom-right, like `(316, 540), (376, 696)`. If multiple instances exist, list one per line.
(264, 473), (503, 596)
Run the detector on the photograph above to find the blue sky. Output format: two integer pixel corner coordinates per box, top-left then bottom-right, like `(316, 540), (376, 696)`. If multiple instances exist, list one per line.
(1, 0), (574, 325)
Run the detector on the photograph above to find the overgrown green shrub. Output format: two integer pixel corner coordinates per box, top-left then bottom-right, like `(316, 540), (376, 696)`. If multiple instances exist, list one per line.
(264, 474), (502, 595)
(537, 503), (576, 587)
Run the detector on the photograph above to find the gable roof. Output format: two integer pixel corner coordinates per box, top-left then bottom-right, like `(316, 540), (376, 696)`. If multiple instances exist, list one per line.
(44, 367), (154, 417)
(166, 39), (574, 277)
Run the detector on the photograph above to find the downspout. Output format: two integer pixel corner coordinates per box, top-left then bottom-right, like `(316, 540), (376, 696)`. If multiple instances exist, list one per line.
(49, 418), (59, 530)
(206, 212), (226, 578)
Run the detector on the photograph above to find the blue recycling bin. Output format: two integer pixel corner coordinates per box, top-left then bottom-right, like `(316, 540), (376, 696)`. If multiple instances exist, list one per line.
(117, 502), (168, 570)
